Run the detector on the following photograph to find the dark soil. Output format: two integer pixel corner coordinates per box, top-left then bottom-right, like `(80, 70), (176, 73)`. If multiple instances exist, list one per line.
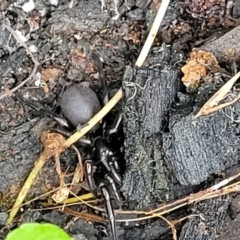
(1, 0), (240, 240)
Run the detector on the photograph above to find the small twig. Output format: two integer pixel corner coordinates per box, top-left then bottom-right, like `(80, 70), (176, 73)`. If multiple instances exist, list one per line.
(197, 93), (240, 117)
(135, 0), (170, 67)
(33, 199), (99, 210)
(71, 145), (83, 182)
(210, 171), (240, 191)
(68, 188), (106, 213)
(63, 207), (106, 224)
(157, 215), (177, 240)
(174, 214), (203, 225)
(55, 154), (65, 188)
(115, 171), (240, 223)
(115, 202), (187, 223)
(10, 184), (72, 210)
(7, 152), (47, 223)
(0, 24), (39, 100)
(9, 170), (240, 228)
(195, 71), (240, 118)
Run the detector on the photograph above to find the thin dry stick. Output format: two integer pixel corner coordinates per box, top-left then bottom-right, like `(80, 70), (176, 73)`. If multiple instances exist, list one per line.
(115, 172), (240, 223)
(53, 176), (240, 223)
(8, 186), (93, 212)
(15, 174), (240, 225)
(135, 0), (170, 67)
(34, 199), (99, 210)
(63, 207), (106, 224)
(115, 202), (188, 223)
(195, 71), (240, 118)
(7, 152), (47, 223)
(6, 88), (123, 224)
(68, 188), (105, 213)
(0, 24), (39, 100)
(210, 171), (240, 191)
(157, 215), (177, 240)
(196, 93), (240, 117)
(6, 180), (64, 213)
(176, 214), (203, 224)
(71, 145), (83, 181)
(115, 185), (239, 223)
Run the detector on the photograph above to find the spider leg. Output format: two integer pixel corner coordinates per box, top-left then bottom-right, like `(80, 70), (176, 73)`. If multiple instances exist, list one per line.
(108, 113), (123, 136)
(91, 52), (109, 105)
(112, 156), (121, 173)
(99, 182), (116, 240)
(84, 160), (96, 191)
(99, 153), (122, 186)
(109, 162), (122, 186)
(17, 93), (70, 127)
(105, 174), (121, 206)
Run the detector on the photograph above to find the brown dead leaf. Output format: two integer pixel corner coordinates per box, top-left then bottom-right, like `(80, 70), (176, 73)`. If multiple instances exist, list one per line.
(223, 48), (237, 61)
(41, 68), (62, 82)
(207, 17), (216, 27)
(150, 0), (161, 10)
(70, 183), (82, 195)
(9, 120), (17, 126)
(72, 163), (82, 184)
(41, 131), (66, 159)
(26, 15), (40, 32)
(169, 21), (191, 36)
(123, 26), (141, 44)
(71, 49), (94, 73)
(70, 163), (83, 194)
(181, 50), (220, 90)
(52, 187), (70, 203)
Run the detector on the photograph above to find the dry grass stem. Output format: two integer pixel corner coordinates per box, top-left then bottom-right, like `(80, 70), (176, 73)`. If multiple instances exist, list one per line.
(115, 171), (240, 224)
(195, 71), (240, 118)
(7, 152), (47, 223)
(63, 207), (106, 224)
(158, 215), (177, 240)
(71, 145), (83, 181)
(135, 0), (170, 67)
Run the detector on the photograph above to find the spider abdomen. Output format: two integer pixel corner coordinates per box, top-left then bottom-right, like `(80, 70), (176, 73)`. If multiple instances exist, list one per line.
(59, 84), (101, 128)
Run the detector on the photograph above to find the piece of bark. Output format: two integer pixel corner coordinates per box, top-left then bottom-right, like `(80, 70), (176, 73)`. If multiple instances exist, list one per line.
(121, 45), (180, 208)
(47, 1), (109, 36)
(163, 100), (240, 186)
(198, 25), (240, 62)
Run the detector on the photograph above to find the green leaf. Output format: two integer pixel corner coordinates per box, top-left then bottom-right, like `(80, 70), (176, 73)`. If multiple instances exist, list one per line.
(5, 223), (73, 240)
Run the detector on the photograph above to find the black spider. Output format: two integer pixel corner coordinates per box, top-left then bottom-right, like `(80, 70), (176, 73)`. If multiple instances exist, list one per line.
(59, 52), (124, 239)
(85, 55), (124, 239)
(17, 52), (124, 239)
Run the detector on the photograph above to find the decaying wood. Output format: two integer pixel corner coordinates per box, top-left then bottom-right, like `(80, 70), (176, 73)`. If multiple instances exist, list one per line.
(122, 45), (180, 209)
